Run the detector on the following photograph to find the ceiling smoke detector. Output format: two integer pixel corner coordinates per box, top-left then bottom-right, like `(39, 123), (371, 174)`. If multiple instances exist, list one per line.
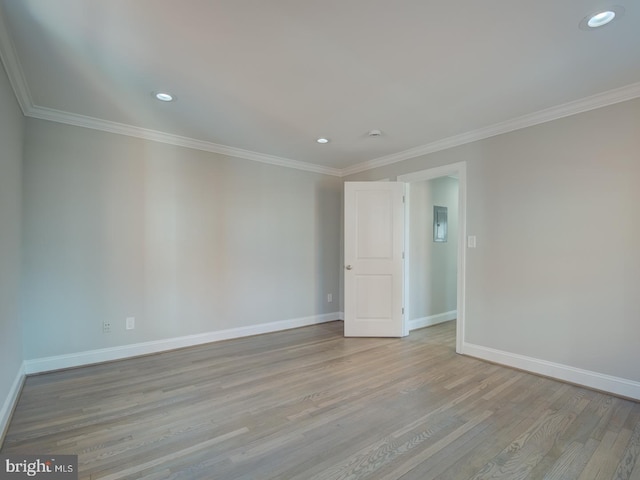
(368, 129), (382, 137)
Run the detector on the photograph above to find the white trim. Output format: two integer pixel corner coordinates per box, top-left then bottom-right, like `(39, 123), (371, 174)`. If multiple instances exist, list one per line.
(398, 163), (466, 184)
(341, 82), (640, 176)
(398, 162), (467, 352)
(0, 362), (25, 446)
(24, 313), (340, 375)
(0, 16), (340, 179)
(337, 311), (344, 321)
(24, 81), (640, 179)
(0, 6), (32, 114)
(26, 106), (342, 177)
(28, 81), (640, 178)
(408, 310), (457, 331)
(461, 342), (640, 401)
(401, 180), (412, 338)
(456, 164), (467, 354)
(2, 5), (639, 179)
(2, 3), (639, 183)
(0, 11), (341, 178)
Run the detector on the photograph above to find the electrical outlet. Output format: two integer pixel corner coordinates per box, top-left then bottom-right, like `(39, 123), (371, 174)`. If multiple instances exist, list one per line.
(126, 317), (135, 330)
(102, 321), (111, 333)
(327, 293), (333, 303)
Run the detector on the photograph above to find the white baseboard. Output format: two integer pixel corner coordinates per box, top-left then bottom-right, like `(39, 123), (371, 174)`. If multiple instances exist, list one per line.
(24, 313), (340, 375)
(461, 342), (640, 401)
(337, 311), (344, 321)
(409, 310), (457, 331)
(0, 362), (25, 447)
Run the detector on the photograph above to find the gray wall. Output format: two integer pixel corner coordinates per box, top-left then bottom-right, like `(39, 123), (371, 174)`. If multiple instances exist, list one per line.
(345, 98), (640, 383)
(0, 60), (24, 421)
(22, 119), (342, 359)
(409, 177), (458, 320)
(4, 61), (639, 415)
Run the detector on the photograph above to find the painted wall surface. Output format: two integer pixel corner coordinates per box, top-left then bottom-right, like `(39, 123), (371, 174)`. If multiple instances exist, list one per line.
(22, 119), (342, 359)
(0, 60), (24, 418)
(345, 98), (640, 383)
(409, 177), (458, 320)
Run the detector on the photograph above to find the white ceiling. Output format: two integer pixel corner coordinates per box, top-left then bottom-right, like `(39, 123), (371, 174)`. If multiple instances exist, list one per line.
(1, 0), (639, 176)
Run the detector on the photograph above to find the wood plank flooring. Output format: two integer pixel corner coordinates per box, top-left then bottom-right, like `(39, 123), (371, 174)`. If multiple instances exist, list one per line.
(2, 321), (639, 479)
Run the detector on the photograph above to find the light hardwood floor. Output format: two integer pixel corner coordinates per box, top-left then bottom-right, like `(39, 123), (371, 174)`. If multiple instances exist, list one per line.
(2, 321), (639, 480)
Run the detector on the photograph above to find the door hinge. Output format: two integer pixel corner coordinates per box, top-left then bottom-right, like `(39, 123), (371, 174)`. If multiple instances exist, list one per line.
(402, 251), (405, 259)
(402, 307), (405, 314)
(402, 195), (405, 203)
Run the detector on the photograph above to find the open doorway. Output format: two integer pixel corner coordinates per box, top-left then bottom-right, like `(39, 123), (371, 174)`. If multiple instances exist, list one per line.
(398, 162), (466, 352)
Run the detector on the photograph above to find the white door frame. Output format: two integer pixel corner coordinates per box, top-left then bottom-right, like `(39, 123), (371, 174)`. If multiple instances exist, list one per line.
(398, 162), (466, 353)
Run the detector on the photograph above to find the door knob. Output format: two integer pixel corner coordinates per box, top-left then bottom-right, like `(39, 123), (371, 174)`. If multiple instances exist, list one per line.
(345, 265), (353, 270)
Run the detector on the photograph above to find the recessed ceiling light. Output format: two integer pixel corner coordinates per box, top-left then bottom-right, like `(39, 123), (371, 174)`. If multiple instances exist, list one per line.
(316, 137), (329, 144)
(588, 10), (616, 27)
(155, 92), (174, 102)
(580, 6), (624, 30)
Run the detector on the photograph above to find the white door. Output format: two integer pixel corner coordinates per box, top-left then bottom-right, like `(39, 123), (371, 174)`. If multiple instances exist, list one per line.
(344, 182), (405, 337)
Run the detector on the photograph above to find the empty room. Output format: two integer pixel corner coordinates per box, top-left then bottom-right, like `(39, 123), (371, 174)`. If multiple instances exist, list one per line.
(1, 1), (639, 479)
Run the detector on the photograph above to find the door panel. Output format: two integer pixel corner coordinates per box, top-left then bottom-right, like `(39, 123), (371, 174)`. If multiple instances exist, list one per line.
(344, 182), (405, 337)
(356, 275), (393, 318)
(356, 190), (394, 259)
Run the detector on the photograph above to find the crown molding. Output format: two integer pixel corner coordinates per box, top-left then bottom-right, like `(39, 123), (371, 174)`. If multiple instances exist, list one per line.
(27, 106), (342, 176)
(22, 80), (640, 178)
(340, 81), (640, 177)
(0, 6), (33, 114)
(0, 6), (340, 177)
(2, 2), (638, 179)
